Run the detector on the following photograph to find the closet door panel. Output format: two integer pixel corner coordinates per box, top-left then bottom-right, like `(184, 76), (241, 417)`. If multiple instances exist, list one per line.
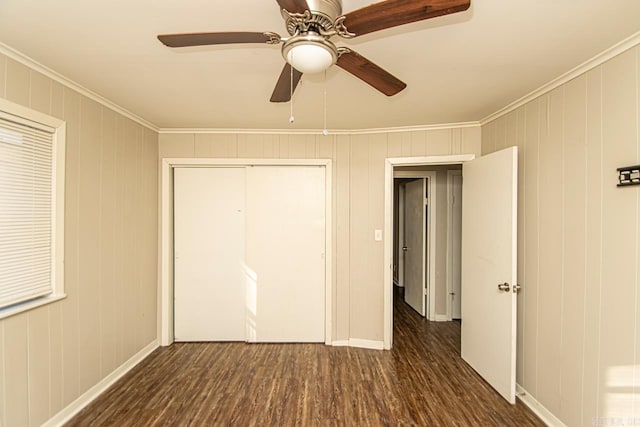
(246, 166), (326, 342)
(174, 167), (246, 341)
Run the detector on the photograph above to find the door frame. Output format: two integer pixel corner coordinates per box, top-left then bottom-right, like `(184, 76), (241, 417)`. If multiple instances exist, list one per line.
(384, 155), (475, 349)
(393, 171), (437, 320)
(160, 158), (333, 347)
(446, 169), (463, 320)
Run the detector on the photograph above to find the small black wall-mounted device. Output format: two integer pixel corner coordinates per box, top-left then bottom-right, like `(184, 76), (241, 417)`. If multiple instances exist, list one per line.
(617, 165), (640, 187)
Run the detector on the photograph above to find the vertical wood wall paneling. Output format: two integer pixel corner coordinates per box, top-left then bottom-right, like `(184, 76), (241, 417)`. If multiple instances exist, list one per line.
(62, 86), (82, 406)
(78, 98), (103, 394)
(367, 134), (387, 341)
(523, 98), (540, 396)
(0, 54), (6, 98)
(100, 108), (117, 378)
(28, 308), (51, 425)
(582, 66), (604, 426)
(141, 129), (159, 344)
(598, 48), (638, 418)
(29, 70), (52, 115)
(4, 313), (29, 426)
(349, 134), (371, 340)
(560, 75), (587, 426)
(5, 58), (29, 105)
(386, 132), (405, 157)
(335, 134), (351, 341)
(158, 133), (194, 158)
(482, 46), (640, 426)
(49, 80), (65, 416)
(0, 53), (159, 426)
(536, 90), (564, 414)
(0, 323), (5, 427)
(27, 67), (54, 426)
(410, 131), (427, 156)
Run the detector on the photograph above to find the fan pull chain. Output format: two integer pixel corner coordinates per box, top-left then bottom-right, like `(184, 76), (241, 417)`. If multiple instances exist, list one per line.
(322, 70), (328, 136)
(289, 60), (295, 124)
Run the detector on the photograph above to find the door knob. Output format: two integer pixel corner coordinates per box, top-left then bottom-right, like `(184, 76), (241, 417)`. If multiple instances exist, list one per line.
(497, 282), (510, 292)
(402, 246), (408, 252)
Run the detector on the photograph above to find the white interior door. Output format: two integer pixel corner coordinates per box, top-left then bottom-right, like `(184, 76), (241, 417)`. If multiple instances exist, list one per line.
(450, 172), (463, 319)
(245, 166), (326, 342)
(461, 146), (518, 403)
(403, 178), (425, 316)
(174, 167), (246, 342)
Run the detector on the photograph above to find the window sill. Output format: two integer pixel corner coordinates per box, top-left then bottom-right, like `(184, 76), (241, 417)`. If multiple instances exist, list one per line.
(0, 294), (67, 320)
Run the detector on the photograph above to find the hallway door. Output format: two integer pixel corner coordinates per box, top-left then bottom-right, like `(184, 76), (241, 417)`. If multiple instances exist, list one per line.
(461, 146), (518, 403)
(403, 178), (425, 316)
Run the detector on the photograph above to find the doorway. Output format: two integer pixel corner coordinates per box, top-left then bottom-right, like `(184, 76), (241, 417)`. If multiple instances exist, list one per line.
(393, 172), (436, 319)
(383, 154), (474, 349)
(160, 158), (333, 347)
(393, 166), (462, 323)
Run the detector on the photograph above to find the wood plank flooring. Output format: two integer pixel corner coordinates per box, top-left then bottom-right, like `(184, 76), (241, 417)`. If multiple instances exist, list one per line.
(66, 288), (543, 426)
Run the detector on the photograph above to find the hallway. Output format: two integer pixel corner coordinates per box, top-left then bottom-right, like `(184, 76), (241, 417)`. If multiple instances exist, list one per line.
(67, 289), (542, 426)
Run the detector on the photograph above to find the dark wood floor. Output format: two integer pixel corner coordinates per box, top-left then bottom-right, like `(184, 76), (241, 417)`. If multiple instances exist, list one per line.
(67, 288), (543, 426)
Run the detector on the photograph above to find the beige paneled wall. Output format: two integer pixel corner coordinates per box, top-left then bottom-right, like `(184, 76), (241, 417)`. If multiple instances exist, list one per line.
(0, 54), (159, 426)
(482, 46), (640, 426)
(159, 127), (481, 342)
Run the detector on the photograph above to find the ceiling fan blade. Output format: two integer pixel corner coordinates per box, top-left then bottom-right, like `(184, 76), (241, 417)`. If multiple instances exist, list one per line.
(337, 49), (406, 96)
(342, 0), (471, 37)
(275, 0), (309, 14)
(158, 31), (280, 47)
(270, 63), (303, 103)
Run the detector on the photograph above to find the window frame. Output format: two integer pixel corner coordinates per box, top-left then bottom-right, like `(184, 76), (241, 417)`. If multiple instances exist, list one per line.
(0, 97), (66, 319)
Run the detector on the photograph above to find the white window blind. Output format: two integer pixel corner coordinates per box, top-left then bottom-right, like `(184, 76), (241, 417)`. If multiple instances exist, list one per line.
(0, 115), (55, 309)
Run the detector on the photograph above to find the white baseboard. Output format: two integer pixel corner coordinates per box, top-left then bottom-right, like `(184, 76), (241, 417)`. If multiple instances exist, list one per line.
(516, 384), (567, 427)
(43, 340), (159, 427)
(348, 338), (384, 350)
(331, 340), (349, 347)
(435, 314), (450, 322)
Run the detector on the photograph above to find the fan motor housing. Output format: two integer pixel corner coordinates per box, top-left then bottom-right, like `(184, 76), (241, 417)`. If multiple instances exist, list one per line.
(284, 0), (343, 35)
(306, 0), (343, 22)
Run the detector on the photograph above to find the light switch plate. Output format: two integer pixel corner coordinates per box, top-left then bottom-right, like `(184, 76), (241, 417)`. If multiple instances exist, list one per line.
(374, 229), (383, 241)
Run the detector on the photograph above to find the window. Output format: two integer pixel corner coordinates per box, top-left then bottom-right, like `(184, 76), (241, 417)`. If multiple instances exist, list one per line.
(0, 98), (66, 318)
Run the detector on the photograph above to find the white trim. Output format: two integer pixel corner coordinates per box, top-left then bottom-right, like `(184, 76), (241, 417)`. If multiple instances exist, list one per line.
(160, 158), (333, 346)
(516, 384), (567, 427)
(481, 30), (640, 125)
(331, 340), (349, 347)
(0, 294), (66, 320)
(434, 314), (449, 322)
(0, 42), (158, 132)
(446, 169), (463, 321)
(348, 339), (385, 350)
(384, 154), (475, 349)
(158, 122), (481, 136)
(43, 340), (159, 427)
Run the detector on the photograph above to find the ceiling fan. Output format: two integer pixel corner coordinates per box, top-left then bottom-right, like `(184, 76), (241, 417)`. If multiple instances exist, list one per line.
(158, 0), (471, 102)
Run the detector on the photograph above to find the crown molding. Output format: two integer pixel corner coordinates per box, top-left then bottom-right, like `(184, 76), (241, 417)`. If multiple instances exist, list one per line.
(0, 42), (159, 132)
(158, 121), (481, 136)
(481, 30), (640, 126)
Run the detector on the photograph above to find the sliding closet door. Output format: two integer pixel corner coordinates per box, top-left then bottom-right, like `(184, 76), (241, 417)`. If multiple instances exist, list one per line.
(174, 167), (246, 341)
(245, 166), (326, 342)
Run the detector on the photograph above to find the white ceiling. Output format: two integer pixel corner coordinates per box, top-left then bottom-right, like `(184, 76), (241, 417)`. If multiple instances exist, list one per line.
(1, 0), (639, 130)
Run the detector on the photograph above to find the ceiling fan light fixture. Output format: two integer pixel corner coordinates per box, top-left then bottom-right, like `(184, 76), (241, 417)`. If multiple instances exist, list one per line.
(282, 33), (338, 74)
